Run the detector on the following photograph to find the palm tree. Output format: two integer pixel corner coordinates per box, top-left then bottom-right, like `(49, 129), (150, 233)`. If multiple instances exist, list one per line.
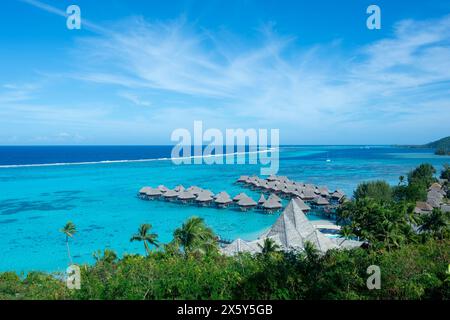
(419, 209), (449, 240)
(339, 225), (354, 246)
(173, 216), (215, 257)
(60, 221), (77, 265)
(130, 223), (159, 256)
(257, 238), (280, 255)
(303, 241), (319, 262)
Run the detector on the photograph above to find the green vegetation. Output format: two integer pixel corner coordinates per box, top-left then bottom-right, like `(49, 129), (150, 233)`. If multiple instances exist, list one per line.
(0, 164), (449, 300)
(353, 180), (392, 202)
(172, 216), (216, 257)
(402, 136), (450, 155)
(441, 164), (450, 181)
(130, 223), (159, 256)
(59, 221), (77, 265)
(393, 164), (436, 202)
(399, 136), (450, 155)
(423, 136), (450, 155)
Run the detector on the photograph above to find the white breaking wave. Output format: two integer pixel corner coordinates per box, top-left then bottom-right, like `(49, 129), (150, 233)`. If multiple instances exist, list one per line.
(0, 147), (277, 169)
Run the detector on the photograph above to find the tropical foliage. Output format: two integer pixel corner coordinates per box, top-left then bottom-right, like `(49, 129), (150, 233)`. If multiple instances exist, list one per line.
(1, 164), (449, 300)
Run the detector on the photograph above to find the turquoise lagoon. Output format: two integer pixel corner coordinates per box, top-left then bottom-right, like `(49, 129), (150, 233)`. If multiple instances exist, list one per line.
(0, 145), (448, 272)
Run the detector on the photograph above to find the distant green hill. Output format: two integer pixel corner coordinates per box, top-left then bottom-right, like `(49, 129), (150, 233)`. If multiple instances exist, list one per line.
(422, 136), (450, 155)
(396, 136), (450, 155)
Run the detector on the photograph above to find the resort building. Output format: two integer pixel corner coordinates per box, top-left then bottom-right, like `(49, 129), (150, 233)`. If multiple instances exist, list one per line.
(222, 199), (362, 256)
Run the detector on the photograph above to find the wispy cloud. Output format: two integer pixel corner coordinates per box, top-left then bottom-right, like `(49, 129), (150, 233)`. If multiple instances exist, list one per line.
(64, 15), (450, 141)
(21, 0), (108, 34)
(118, 91), (152, 107)
(6, 2), (450, 143)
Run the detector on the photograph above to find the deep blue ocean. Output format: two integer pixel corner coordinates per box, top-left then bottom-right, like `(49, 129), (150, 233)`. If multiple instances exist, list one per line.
(0, 145), (448, 273)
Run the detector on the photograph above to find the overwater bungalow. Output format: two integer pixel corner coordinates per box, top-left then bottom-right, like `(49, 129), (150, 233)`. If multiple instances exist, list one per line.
(331, 190), (345, 201)
(267, 175), (277, 181)
(258, 194), (266, 207)
(262, 198), (282, 213)
(233, 192), (248, 202)
(293, 197), (311, 212)
(304, 183), (315, 189)
(187, 186), (203, 195)
(277, 176), (289, 183)
(237, 196), (257, 211)
(157, 185), (169, 193)
(195, 192), (213, 206)
(237, 175), (249, 183)
(215, 192), (233, 208)
(138, 186), (152, 198)
(318, 186), (330, 197)
(290, 190), (303, 198)
(268, 193), (281, 203)
(145, 187), (163, 199)
(250, 180), (261, 190)
(201, 189), (214, 197)
(302, 188), (316, 200)
(174, 185), (185, 192)
(314, 196), (330, 206)
(177, 191), (196, 203)
(163, 189), (179, 201)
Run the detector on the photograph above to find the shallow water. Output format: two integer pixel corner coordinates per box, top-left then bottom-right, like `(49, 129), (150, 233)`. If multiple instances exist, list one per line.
(0, 145), (448, 272)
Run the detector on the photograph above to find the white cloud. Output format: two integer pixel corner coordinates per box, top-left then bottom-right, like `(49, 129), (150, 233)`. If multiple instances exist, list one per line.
(6, 5), (450, 144)
(118, 91), (152, 107)
(66, 15), (450, 141)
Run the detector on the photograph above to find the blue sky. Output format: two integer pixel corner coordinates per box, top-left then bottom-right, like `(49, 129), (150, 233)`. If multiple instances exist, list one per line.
(0, 0), (449, 145)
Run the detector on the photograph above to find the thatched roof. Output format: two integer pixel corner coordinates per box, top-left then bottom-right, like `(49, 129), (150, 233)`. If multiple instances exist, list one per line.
(237, 196), (257, 207)
(157, 185), (169, 193)
(196, 192), (213, 202)
(293, 197), (311, 211)
(331, 190), (345, 199)
(177, 191), (196, 200)
(237, 175), (249, 182)
(201, 189), (214, 197)
(187, 186), (204, 195)
(145, 188), (162, 196)
(174, 185), (185, 192)
(429, 182), (442, 191)
(426, 197), (441, 208)
(233, 192), (248, 202)
(263, 198), (282, 210)
(314, 196), (330, 205)
(215, 192), (232, 204)
(415, 201), (433, 213)
(318, 186), (329, 196)
(221, 238), (259, 256)
(304, 230), (338, 252)
(263, 200), (338, 253)
(268, 193), (281, 202)
(258, 194), (266, 204)
(163, 190), (178, 198)
(139, 186), (152, 194)
(302, 188), (316, 199)
(329, 238), (364, 249)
